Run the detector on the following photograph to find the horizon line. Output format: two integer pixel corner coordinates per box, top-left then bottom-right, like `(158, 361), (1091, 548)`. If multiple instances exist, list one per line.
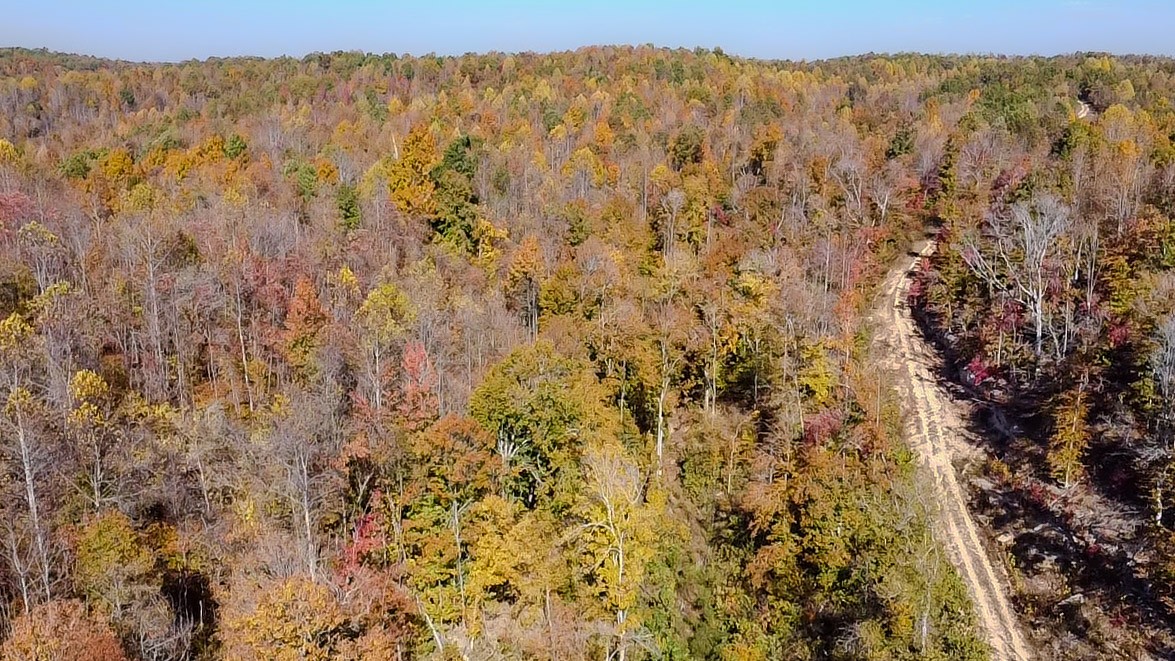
(2, 43), (1170, 68)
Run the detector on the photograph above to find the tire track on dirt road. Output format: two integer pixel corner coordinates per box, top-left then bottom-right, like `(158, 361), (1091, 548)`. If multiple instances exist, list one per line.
(875, 241), (1033, 661)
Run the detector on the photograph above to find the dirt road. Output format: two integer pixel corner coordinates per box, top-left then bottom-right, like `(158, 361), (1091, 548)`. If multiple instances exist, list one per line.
(876, 241), (1033, 661)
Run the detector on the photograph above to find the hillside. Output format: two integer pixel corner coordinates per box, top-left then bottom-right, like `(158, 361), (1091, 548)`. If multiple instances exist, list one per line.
(0, 46), (1171, 659)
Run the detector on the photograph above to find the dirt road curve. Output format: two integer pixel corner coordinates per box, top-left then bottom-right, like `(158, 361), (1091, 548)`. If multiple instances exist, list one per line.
(1076, 99), (1091, 120)
(876, 241), (1033, 661)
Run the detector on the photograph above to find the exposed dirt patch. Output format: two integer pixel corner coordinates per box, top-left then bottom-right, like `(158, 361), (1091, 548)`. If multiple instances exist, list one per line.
(874, 240), (1033, 661)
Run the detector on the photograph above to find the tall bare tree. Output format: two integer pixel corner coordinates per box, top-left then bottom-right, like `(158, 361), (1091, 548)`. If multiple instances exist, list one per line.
(961, 192), (1073, 359)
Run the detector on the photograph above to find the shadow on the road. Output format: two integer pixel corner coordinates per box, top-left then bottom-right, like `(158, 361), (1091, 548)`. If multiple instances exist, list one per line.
(905, 266), (1175, 659)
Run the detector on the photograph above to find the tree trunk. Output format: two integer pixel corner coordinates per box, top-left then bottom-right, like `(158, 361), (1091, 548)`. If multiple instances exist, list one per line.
(15, 408), (50, 603)
(233, 280), (254, 412)
(656, 342), (670, 477)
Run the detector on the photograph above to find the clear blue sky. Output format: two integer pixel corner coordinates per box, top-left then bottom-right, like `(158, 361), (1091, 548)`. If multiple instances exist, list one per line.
(2, 0), (1171, 62)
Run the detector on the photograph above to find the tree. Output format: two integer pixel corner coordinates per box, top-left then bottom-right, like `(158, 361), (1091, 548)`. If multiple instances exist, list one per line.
(429, 136), (483, 251)
(396, 340), (440, 432)
(411, 415), (499, 508)
(469, 341), (616, 512)
(2, 599), (126, 661)
(114, 215), (175, 401)
(265, 383), (343, 583)
(73, 511), (156, 621)
(224, 133), (249, 160)
(387, 123), (438, 220)
(669, 125), (705, 171)
(337, 182), (362, 231)
(0, 313), (53, 612)
(401, 415), (500, 647)
(355, 282), (415, 411)
(66, 370), (117, 512)
(280, 277), (329, 381)
(16, 221), (65, 295)
(222, 576), (347, 661)
(648, 254), (694, 476)
(507, 236), (543, 341)
(961, 192), (1072, 359)
(578, 444), (662, 661)
(1048, 382), (1090, 488)
(1150, 315), (1175, 523)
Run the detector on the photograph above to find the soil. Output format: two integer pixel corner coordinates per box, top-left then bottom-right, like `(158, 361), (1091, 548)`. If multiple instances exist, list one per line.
(874, 239), (1033, 661)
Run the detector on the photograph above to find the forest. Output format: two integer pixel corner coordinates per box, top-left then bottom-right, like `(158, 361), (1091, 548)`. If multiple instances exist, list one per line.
(0, 45), (1171, 659)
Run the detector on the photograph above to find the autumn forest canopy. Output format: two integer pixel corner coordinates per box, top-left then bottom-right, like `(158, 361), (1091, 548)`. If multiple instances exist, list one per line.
(0, 45), (1173, 659)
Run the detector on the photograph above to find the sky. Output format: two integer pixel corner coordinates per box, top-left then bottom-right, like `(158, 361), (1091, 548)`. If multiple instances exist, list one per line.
(2, 0), (1172, 63)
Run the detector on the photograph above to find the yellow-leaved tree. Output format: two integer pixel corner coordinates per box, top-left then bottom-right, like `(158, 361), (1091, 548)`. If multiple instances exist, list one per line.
(577, 443), (663, 661)
(223, 576), (346, 661)
(1048, 384), (1090, 488)
(387, 123), (438, 219)
(355, 282), (416, 411)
